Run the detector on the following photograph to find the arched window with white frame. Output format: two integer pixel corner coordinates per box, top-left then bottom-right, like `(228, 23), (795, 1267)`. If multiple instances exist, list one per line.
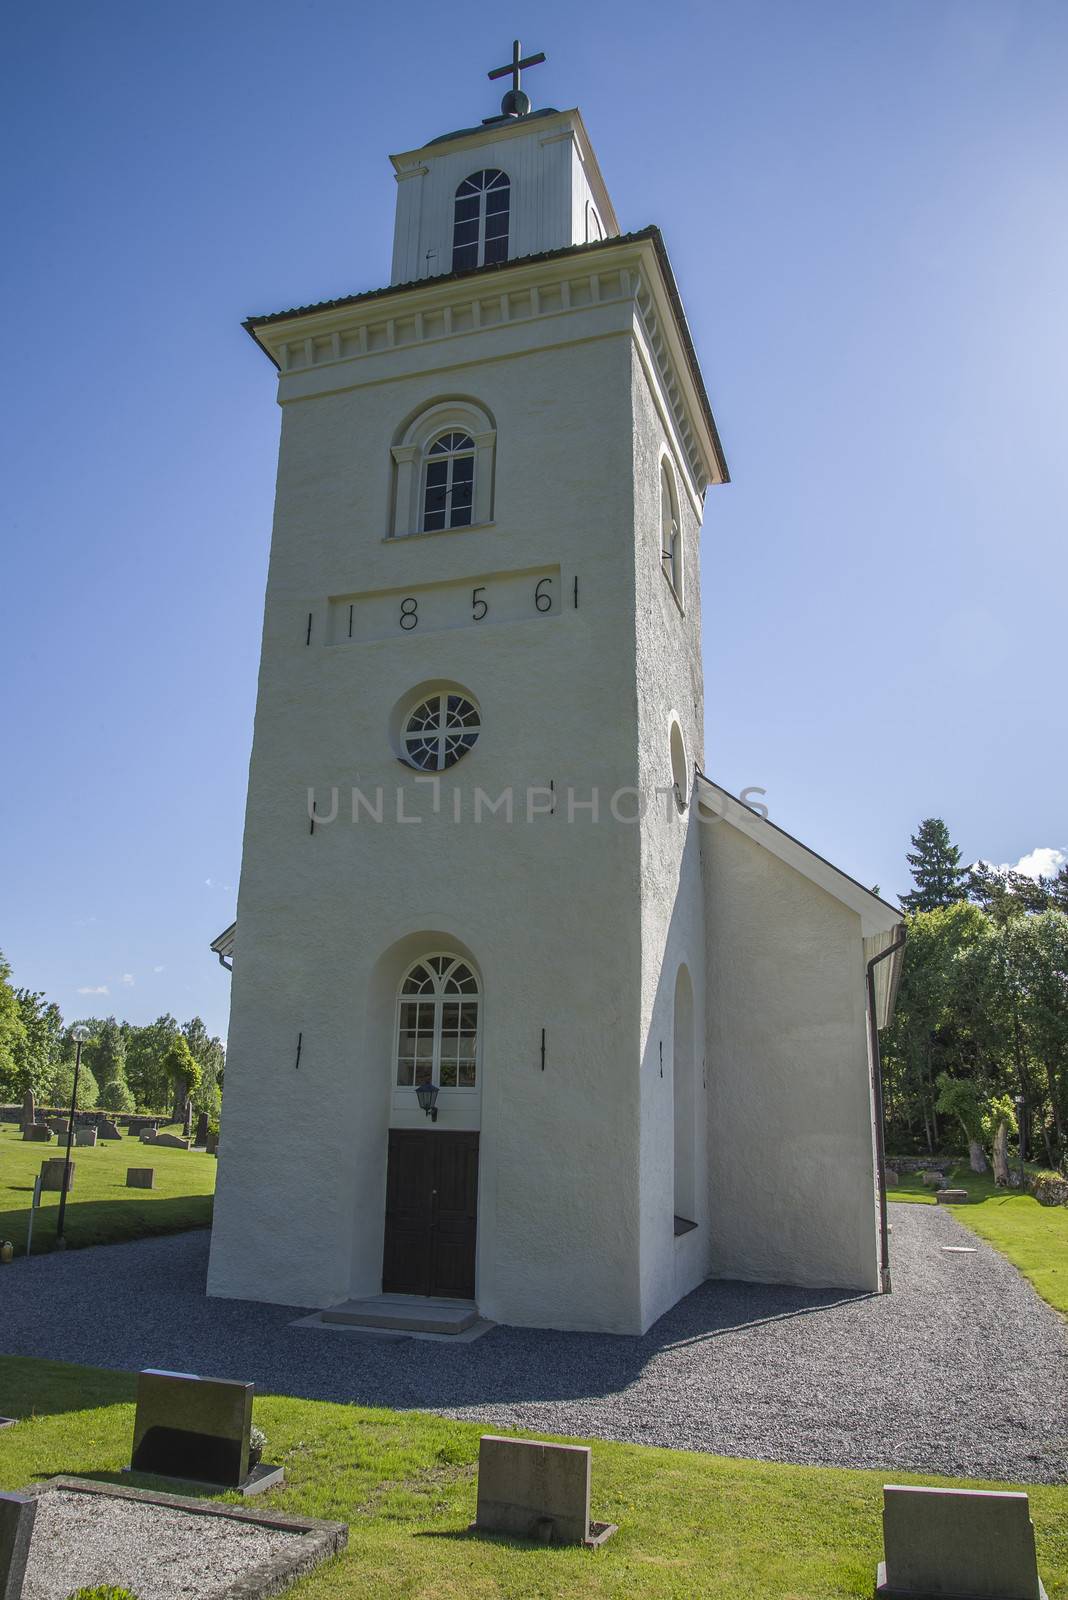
(660, 459), (683, 605)
(422, 430), (475, 531)
(452, 169), (510, 271)
(390, 400), (496, 538)
(395, 954), (480, 1091)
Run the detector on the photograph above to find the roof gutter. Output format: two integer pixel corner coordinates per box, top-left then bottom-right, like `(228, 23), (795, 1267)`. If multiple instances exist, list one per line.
(867, 926), (907, 1293)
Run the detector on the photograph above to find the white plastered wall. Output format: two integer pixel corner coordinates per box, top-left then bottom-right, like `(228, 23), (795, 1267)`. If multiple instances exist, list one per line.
(629, 343), (712, 1332)
(207, 305), (657, 1331)
(700, 821), (881, 1293)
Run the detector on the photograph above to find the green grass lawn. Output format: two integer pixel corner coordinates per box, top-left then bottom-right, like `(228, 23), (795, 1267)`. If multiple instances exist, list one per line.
(0, 1123), (215, 1255)
(0, 1356), (1064, 1599)
(889, 1163), (1068, 1316)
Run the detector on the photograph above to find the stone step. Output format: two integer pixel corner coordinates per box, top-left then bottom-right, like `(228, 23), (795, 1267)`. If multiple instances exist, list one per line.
(321, 1295), (479, 1335)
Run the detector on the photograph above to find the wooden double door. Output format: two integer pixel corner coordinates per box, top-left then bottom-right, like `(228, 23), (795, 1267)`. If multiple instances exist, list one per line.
(382, 1130), (479, 1300)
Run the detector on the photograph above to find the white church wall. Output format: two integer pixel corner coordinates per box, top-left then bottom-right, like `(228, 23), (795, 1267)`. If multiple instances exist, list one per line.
(207, 313), (658, 1331)
(628, 347), (712, 1332)
(701, 823), (881, 1294)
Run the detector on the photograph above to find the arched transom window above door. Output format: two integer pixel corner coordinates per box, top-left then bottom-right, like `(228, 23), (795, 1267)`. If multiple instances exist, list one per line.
(452, 169), (510, 272)
(390, 400), (496, 537)
(396, 955), (480, 1090)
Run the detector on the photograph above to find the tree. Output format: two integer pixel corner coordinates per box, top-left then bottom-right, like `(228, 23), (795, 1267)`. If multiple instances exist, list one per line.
(124, 1014), (180, 1110)
(0, 952), (28, 1098)
(49, 1058), (100, 1111)
(182, 1017), (224, 1121)
(901, 819), (967, 912)
(7, 988), (63, 1107)
(981, 1094), (1018, 1186)
(882, 901), (989, 1152)
(966, 861), (1048, 923)
(162, 1036), (201, 1128)
(935, 1074), (988, 1173)
(92, 1017), (135, 1113)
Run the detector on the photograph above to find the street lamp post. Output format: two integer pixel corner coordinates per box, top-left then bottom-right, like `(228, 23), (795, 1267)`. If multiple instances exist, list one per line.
(55, 1025), (89, 1249)
(1013, 1093), (1026, 1190)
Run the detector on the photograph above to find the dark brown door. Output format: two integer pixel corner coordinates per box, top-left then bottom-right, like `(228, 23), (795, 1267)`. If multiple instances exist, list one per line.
(382, 1130), (479, 1299)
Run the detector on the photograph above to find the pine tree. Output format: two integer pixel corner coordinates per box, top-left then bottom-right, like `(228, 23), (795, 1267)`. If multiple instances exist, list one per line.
(901, 818), (967, 912)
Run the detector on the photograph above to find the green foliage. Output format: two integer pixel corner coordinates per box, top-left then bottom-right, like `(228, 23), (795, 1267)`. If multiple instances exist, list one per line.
(90, 1018), (126, 1087)
(123, 1014), (180, 1110)
(884, 886), (1068, 1171)
(980, 1093), (1019, 1144)
(99, 1077), (135, 1113)
(8, 987), (63, 1102)
(935, 1074), (983, 1143)
(66, 1587), (141, 1599)
(162, 1035), (201, 1094)
(48, 1059), (100, 1111)
(901, 817), (967, 912)
(0, 952), (28, 1097)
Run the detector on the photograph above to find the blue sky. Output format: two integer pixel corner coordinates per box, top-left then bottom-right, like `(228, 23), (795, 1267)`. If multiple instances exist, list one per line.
(2, 0), (1065, 1040)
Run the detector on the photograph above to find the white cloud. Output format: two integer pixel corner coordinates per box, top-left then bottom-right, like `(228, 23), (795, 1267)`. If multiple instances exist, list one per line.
(121, 973), (135, 986)
(153, 964), (165, 973)
(205, 877), (214, 887)
(1010, 846), (1066, 881)
(77, 984), (109, 996)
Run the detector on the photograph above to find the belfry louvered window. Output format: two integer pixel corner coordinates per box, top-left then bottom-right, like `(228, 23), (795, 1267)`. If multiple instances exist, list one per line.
(452, 169), (510, 272)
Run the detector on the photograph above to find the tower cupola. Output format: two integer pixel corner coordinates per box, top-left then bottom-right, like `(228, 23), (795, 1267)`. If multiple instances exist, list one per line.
(389, 42), (618, 285)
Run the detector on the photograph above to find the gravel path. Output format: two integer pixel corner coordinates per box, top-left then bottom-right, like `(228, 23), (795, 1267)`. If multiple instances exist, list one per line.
(2, 1204), (1065, 1483)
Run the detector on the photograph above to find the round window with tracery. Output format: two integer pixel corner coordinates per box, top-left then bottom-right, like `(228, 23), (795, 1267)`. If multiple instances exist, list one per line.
(403, 692), (480, 770)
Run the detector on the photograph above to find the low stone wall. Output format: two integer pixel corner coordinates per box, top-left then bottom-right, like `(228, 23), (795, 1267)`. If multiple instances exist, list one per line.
(0, 1107), (164, 1130)
(1028, 1171), (1068, 1208)
(885, 1156), (958, 1173)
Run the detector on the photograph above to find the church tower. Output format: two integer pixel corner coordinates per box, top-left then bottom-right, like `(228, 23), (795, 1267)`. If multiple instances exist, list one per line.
(206, 48), (739, 1335)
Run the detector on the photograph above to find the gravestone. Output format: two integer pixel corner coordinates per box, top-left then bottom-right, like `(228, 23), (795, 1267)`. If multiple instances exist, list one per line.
(20, 1091), (35, 1131)
(0, 1491), (37, 1600)
(126, 1168), (155, 1189)
(97, 1119), (121, 1139)
(472, 1435), (616, 1547)
(74, 1128), (97, 1148)
(885, 1168), (899, 1186)
(876, 1484), (1048, 1599)
(935, 1188), (969, 1204)
(48, 1120), (70, 1139)
(195, 1111), (209, 1146)
(22, 1125), (52, 1144)
(153, 1134), (191, 1150)
(39, 1159), (74, 1193)
(139, 1130), (158, 1144)
(921, 1171), (944, 1187)
(130, 1370), (283, 1495)
(206, 1130), (219, 1155)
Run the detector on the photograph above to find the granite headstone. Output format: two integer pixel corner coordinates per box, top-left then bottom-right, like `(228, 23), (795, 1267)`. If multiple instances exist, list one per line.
(876, 1484), (1047, 1599)
(0, 1492), (37, 1600)
(472, 1435), (616, 1547)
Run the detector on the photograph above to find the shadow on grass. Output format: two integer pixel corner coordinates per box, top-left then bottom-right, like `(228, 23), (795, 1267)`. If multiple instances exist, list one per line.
(0, 1195), (213, 1255)
(0, 1357), (135, 1420)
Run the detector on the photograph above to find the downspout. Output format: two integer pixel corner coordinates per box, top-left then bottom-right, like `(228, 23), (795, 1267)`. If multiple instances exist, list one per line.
(867, 926), (906, 1294)
(216, 951), (233, 972)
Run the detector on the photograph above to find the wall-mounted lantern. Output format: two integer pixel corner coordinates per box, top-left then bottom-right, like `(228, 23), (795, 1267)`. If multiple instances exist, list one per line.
(415, 1082), (440, 1123)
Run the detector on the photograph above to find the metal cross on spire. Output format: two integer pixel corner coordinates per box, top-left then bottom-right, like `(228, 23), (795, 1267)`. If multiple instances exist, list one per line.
(488, 39), (546, 118)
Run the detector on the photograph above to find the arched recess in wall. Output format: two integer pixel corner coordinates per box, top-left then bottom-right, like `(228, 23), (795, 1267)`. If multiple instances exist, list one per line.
(673, 963), (696, 1225)
(389, 398), (496, 538)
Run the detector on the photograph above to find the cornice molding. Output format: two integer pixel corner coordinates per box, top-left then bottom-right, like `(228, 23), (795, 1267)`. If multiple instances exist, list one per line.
(253, 238), (723, 493)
